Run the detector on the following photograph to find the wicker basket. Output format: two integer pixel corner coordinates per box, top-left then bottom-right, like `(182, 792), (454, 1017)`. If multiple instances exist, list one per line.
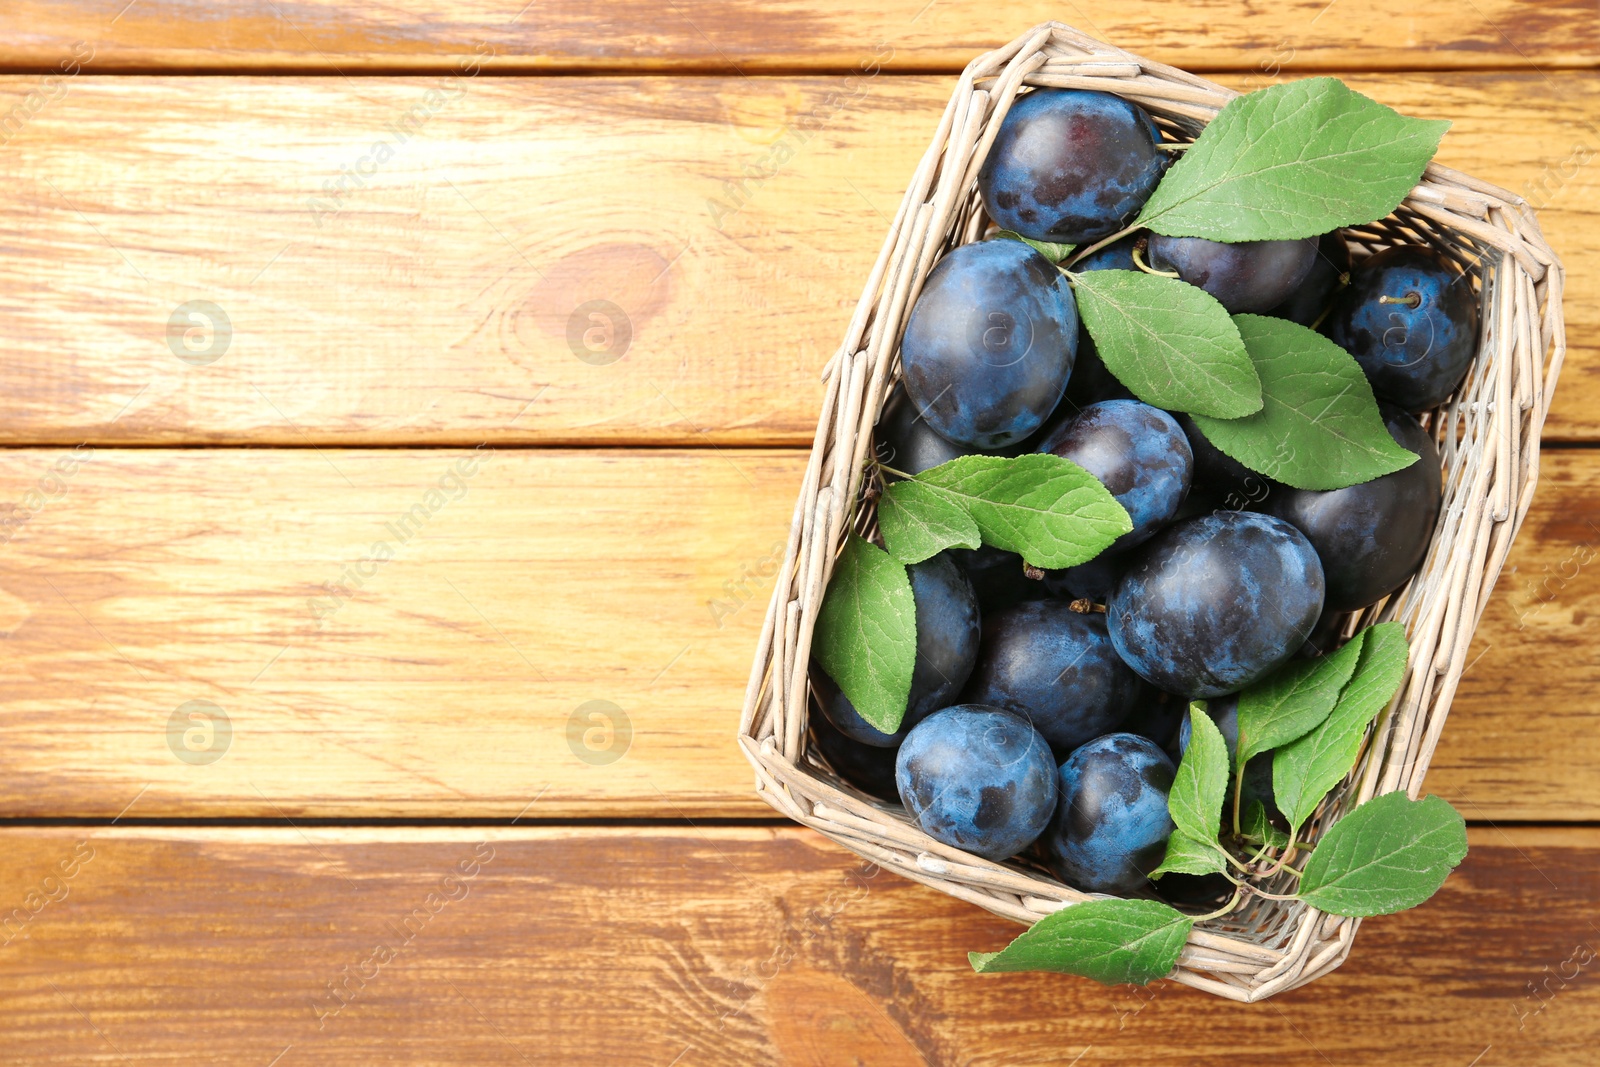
(737, 22), (1565, 1001)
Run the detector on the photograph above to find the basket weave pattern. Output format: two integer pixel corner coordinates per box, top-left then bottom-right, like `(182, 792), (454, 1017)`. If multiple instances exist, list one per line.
(737, 22), (1565, 1001)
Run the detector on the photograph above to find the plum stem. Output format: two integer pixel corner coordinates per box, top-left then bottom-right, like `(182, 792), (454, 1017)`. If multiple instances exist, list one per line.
(1378, 291), (1422, 309)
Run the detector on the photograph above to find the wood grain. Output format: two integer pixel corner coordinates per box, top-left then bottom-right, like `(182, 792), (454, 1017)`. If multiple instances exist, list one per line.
(2, 0), (1597, 73)
(0, 825), (1596, 1065)
(0, 73), (1594, 445)
(0, 447), (802, 819)
(0, 446), (1595, 820)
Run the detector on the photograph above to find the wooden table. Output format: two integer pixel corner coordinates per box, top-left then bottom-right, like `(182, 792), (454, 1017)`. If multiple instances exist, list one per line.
(0, 3), (1595, 1063)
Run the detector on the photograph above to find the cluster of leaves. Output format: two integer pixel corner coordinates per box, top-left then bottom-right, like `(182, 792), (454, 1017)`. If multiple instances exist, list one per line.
(1007, 77), (1448, 492)
(819, 454), (1131, 734)
(970, 623), (1469, 985)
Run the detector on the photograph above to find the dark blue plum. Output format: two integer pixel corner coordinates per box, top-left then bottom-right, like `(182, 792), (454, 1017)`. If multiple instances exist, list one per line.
(1063, 338), (1135, 410)
(812, 552), (980, 746)
(961, 601), (1148, 759)
(1147, 234), (1321, 314)
(1179, 693), (1239, 758)
(1296, 607), (1351, 660)
(1108, 511), (1326, 697)
(905, 553), (983, 715)
(1265, 407), (1441, 611)
(895, 705), (1058, 861)
(1044, 733), (1176, 894)
(1017, 342), (1134, 455)
(1075, 233), (1141, 273)
(1038, 400), (1193, 551)
(1269, 231), (1351, 327)
(810, 666), (914, 747)
(810, 705), (901, 803)
(951, 545), (1042, 614)
(1042, 549), (1126, 603)
(901, 239), (1078, 449)
(1173, 411), (1275, 515)
(875, 383), (976, 478)
(979, 89), (1167, 245)
(1325, 245), (1480, 412)
(1123, 691), (1187, 763)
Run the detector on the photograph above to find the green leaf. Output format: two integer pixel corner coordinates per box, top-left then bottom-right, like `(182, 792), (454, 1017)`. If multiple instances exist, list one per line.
(1236, 633), (1366, 768)
(996, 229), (1075, 263)
(813, 535), (917, 735)
(915, 454), (1131, 569)
(969, 898), (1192, 986)
(1135, 77), (1450, 241)
(1151, 830), (1229, 878)
(877, 479), (981, 564)
(1274, 623), (1410, 832)
(1168, 702), (1230, 844)
(1072, 270), (1262, 418)
(1242, 799), (1291, 851)
(1189, 315), (1420, 491)
(1297, 792), (1468, 917)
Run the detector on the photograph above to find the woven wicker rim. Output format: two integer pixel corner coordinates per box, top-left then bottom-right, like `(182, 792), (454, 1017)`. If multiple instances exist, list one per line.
(738, 21), (1566, 1002)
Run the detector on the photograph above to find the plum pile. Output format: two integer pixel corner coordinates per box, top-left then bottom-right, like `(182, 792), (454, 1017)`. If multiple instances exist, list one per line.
(810, 83), (1473, 906)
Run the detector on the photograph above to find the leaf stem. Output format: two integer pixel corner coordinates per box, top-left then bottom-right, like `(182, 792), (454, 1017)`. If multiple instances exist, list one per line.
(1254, 833), (1309, 881)
(1192, 887), (1244, 922)
(1211, 841), (1260, 875)
(1214, 868), (1299, 901)
(1241, 884), (1302, 902)
(1064, 223), (1144, 269)
(1243, 836), (1274, 867)
(1231, 767), (1245, 838)
(1131, 243), (1181, 279)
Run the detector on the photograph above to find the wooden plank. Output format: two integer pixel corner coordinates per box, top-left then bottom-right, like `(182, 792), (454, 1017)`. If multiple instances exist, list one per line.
(0, 73), (1594, 446)
(0, 825), (1596, 1064)
(0, 447), (802, 819)
(0, 446), (1595, 820)
(2, 1), (1598, 73)
(1446, 450), (1600, 822)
